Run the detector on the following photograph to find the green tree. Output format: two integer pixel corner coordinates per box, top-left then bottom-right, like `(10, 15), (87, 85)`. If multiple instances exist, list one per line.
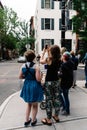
(72, 0), (87, 55)
(0, 6), (35, 58)
(0, 6), (20, 59)
(16, 20), (35, 55)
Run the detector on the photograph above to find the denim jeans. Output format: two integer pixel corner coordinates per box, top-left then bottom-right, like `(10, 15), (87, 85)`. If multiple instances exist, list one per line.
(60, 88), (70, 114)
(85, 66), (87, 87)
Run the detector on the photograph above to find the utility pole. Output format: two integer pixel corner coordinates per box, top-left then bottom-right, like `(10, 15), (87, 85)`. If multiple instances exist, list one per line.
(61, 0), (66, 47)
(53, 0), (69, 48)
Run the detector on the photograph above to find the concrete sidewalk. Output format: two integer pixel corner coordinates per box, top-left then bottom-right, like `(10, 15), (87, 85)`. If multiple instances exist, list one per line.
(0, 80), (87, 130)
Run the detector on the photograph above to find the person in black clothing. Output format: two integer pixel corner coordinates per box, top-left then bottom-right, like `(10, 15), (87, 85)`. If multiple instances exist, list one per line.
(60, 51), (74, 115)
(70, 51), (79, 88)
(41, 45), (61, 125)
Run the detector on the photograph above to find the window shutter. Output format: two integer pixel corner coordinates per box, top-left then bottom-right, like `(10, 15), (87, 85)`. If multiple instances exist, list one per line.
(51, 0), (54, 9)
(41, 18), (44, 30)
(59, 1), (62, 9)
(51, 39), (54, 45)
(41, 39), (44, 50)
(59, 19), (62, 30)
(41, 0), (44, 8)
(51, 19), (54, 30)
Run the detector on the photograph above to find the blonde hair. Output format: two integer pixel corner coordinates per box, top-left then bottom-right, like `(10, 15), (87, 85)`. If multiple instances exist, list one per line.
(70, 50), (75, 55)
(61, 47), (67, 55)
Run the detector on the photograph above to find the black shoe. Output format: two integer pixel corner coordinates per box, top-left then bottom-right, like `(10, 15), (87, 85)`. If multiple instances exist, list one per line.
(31, 119), (37, 126)
(24, 118), (31, 127)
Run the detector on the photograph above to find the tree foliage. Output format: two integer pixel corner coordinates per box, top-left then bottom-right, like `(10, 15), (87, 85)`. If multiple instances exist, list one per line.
(72, 0), (87, 40)
(16, 20), (35, 55)
(0, 6), (19, 49)
(0, 6), (35, 57)
(72, 0), (87, 55)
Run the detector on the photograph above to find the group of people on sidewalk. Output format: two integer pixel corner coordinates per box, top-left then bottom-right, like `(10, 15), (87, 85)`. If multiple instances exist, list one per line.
(18, 44), (84, 127)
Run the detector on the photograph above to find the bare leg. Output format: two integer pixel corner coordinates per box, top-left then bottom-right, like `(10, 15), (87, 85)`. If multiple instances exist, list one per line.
(31, 103), (38, 122)
(26, 103), (31, 122)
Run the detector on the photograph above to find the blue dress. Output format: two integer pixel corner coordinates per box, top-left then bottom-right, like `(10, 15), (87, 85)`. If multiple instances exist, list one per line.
(20, 62), (44, 103)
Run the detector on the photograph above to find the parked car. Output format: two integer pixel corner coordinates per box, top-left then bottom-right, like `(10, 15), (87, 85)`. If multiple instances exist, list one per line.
(17, 56), (26, 63)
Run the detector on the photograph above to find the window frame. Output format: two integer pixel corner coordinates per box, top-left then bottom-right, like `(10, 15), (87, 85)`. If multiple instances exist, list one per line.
(41, 18), (54, 30)
(41, 0), (54, 9)
(41, 39), (54, 50)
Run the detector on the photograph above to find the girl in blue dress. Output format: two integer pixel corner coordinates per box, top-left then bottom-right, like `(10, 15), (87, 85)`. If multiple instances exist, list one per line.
(19, 50), (43, 127)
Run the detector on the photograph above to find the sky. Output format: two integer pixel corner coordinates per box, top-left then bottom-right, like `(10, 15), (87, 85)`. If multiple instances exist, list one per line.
(1, 0), (37, 21)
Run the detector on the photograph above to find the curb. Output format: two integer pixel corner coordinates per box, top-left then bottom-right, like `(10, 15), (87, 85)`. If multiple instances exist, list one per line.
(0, 91), (19, 118)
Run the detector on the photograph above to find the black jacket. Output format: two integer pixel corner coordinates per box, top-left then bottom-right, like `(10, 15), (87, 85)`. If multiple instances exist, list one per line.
(71, 55), (79, 70)
(60, 60), (74, 89)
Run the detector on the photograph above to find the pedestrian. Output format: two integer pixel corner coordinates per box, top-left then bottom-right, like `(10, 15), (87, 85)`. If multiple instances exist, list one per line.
(40, 44), (50, 64)
(81, 52), (87, 88)
(41, 45), (61, 125)
(61, 47), (67, 55)
(40, 44), (50, 87)
(70, 50), (79, 88)
(19, 50), (43, 127)
(60, 51), (74, 115)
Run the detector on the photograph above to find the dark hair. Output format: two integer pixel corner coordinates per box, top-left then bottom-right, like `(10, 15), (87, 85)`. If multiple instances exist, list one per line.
(24, 50), (35, 62)
(49, 45), (61, 63)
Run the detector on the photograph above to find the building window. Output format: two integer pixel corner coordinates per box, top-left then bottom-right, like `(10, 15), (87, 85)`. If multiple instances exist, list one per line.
(68, 0), (73, 10)
(41, 18), (54, 30)
(41, 0), (54, 9)
(64, 39), (72, 51)
(41, 39), (54, 50)
(59, 1), (73, 10)
(45, 19), (50, 29)
(59, 1), (65, 9)
(45, 0), (50, 8)
(59, 19), (66, 30)
(67, 19), (72, 30)
(59, 19), (72, 30)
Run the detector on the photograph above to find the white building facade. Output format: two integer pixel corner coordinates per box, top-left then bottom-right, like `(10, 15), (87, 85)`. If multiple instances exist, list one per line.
(34, 0), (76, 54)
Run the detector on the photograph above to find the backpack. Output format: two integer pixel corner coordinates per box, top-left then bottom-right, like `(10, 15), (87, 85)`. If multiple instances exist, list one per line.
(25, 62), (36, 80)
